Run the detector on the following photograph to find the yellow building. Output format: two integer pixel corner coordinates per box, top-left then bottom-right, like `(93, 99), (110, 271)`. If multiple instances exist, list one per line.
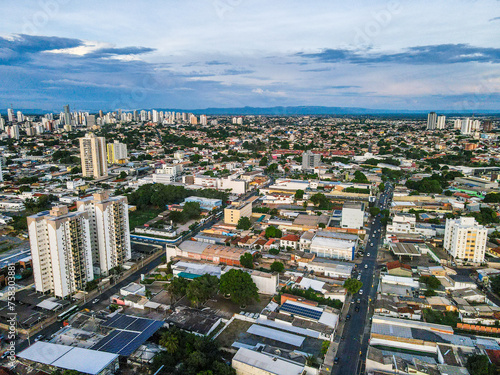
(224, 201), (252, 225)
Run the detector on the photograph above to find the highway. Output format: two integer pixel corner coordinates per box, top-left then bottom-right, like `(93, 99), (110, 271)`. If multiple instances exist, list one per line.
(332, 183), (393, 375)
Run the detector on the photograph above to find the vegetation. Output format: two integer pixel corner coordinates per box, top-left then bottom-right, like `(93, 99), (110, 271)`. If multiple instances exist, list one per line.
(268, 248), (280, 255)
(466, 354), (496, 375)
(170, 202), (202, 224)
(352, 170), (369, 183)
(295, 189), (304, 199)
(467, 207), (500, 225)
(309, 193), (333, 209)
(239, 253), (254, 269)
(153, 328), (235, 375)
(490, 275), (500, 295)
(236, 216), (252, 230)
(185, 274), (219, 307)
(422, 309), (460, 327)
(484, 192), (500, 203)
(343, 278), (363, 295)
(265, 226), (282, 238)
(270, 261), (284, 273)
(219, 269), (259, 307)
(419, 275), (441, 289)
(369, 207), (381, 217)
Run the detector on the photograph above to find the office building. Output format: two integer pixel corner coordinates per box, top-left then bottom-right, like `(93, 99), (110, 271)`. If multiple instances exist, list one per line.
(341, 201), (365, 229)
(302, 150), (321, 171)
(436, 115), (446, 130)
(76, 192), (131, 276)
(444, 217), (487, 264)
(28, 206), (94, 298)
(107, 140), (128, 164)
(224, 201), (252, 225)
(426, 112), (437, 130)
(17, 111), (24, 123)
(86, 114), (96, 127)
(63, 105), (71, 125)
(79, 133), (108, 178)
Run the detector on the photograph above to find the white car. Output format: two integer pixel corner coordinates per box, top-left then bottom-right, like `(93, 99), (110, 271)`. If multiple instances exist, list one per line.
(370, 243), (374, 247)
(357, 275), (361, 280)
(367, 253), (370, 257)
(359, 289), (363, 295)
(365, 264), (368, 269)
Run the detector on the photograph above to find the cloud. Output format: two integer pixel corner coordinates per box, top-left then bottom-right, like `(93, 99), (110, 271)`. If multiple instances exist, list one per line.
(489, 16), (500, 22)
(298, 44), (500, 65)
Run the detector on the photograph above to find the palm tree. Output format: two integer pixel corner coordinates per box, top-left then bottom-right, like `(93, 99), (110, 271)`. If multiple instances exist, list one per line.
(159, 332), (179, 354)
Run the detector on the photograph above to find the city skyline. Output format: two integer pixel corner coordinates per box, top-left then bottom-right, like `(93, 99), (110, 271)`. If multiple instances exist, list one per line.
(0, 1), (499, 112)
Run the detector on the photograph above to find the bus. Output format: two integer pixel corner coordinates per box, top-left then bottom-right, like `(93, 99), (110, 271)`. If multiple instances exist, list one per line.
(57, 305), (79, 321)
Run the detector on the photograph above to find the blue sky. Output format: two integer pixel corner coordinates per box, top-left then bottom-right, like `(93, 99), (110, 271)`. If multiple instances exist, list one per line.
(0, 0), (499, 112)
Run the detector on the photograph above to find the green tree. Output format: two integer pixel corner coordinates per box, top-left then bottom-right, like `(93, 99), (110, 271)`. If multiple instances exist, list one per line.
(220, 269), (259, 307)
(419, 275), (441, 290)
(466, 354), (496, 375)
(295, 189), (304, 200)
(268, 248), (280, 255)
(369, 207), (381, 217)
(484, 192), (500, 203)
(259, 156), (268, 166)
(186, 274), (219, 307)
(119, 171), (127, 179)
(240, 253), (254, 269)
(166, 277), (189, 303)
(236, 216), (252, 230)
(490, 275), (500, 295)
(270, 261), (284, 273)
(352, 170), (369, 183)
(265, 226), (282, 238)
(344, 278), (363, 294)
(159, 332), (179, 354)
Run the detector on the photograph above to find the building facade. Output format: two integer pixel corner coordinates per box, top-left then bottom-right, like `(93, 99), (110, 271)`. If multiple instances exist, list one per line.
(106, 140), (128, 164)
(224, 201), (252, 225)
(444, 217), (487, 264)
(341, 201), (364, 229)
(302, 150), (321, 171)
(28, 206), (94, 298)
(79, 133), (108, 178)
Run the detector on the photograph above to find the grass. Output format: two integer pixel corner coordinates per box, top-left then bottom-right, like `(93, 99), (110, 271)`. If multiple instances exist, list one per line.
(128, 208), (163, 229)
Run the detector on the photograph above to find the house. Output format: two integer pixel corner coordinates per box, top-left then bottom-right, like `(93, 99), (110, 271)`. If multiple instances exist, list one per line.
(279, 234), (300, 250)
(386, 261), (412, 277)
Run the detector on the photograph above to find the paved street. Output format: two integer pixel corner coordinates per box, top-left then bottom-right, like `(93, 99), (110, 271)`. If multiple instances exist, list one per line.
(332, 183), (393, 375)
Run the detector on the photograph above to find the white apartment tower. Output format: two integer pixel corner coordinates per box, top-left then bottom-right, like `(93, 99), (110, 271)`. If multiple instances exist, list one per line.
(107, 140), (128, 164)
(443, 217), (487, 264)
(426, 112), (437, 130)
(436, 115), (446, 130)
(79, 133), (108, 178)
(302, 150), (321, 171)
(76, 192), (131, 276)
(28, 206), (94, 298)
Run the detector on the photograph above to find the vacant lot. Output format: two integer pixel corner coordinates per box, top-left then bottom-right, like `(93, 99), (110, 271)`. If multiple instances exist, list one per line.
(128, 209), (162, 229)
(216, 319), (253, 348)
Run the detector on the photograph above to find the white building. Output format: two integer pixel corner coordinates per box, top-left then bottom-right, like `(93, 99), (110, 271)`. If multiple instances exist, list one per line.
(153, 164), (182, 184)
(443, 217), (487, 264)
(436, 115), (446, 130)
(302, 150), (321, 171)
(79, 133), (108, 178)
(340, 201), (364, 229)
(309, 231), (358, 261)
(386, 213), (436, 238)
(232, 347), (305, 375)
(76, 192), (131, 276)
(28, 206), (94, 298)
(107, 140), (127, 164)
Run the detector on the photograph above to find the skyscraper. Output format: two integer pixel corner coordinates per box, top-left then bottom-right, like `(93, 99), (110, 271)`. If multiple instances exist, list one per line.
(76, 192), (131, 276)
(461, 118), (472, 135)
(107, 140), (128, 164)
(302, 150), (321, 171)
(436, 115), (446, 130)
(200, 115), (207, 126)
(483, 120), (493, 132)
(28, 206), (94, 298)
(7, 108), (14, 122)
(426, 112), (437, 130)
(443, 217), (487, 264)
(79, 133), (108, 178)
(63, 105), (71, 125)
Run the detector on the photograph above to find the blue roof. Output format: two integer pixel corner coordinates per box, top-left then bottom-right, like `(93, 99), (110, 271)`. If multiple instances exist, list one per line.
(178, 272), (202, 279)
(91, 314), (164, 356)
(280, 301), (322, 320)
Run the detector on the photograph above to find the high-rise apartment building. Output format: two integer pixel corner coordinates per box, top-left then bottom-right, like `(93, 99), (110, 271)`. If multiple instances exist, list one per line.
(190, 114), (198, 125)
(7, 108), (14, 122)
(79, 133), (108, 178)
(426, 112), (437, 130)
(107, 140), (128, 164)
(483, 120), (493, 132)
(200, 115), (207, 126)
(76, 192), (131, 276)
(443, 217), (487, 264)
(28, 206), (94, 298)
(63, 105), (71, 125)
(302, 150), (321, 171)
(436, 115), (446, 130)
(461, 118), (472, 135)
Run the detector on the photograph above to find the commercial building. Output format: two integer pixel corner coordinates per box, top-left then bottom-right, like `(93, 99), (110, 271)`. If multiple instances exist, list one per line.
(444, 217), (487, 264)
(76, 192), (131, 276)
(340, 201), (364, 229)
(106, 140), (128, 164)
(80, 133), (108, 178)
(232, 347), (305, 375)
(28, 206), (94, 298)
(184, 196), (222, 211)
(224, 201), (252, 225)
(386, 213), (436, 238)
(309, 231), (358, 261)
(302, 150), (321, 171)
(166, 241), (249, 266)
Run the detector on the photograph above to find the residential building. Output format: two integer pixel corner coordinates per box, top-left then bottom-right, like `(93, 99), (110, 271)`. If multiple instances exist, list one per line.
(443, 217), (487, 264)
(76, 192), (131, 276)
(341, 201), (364, 229)
(427, 112), (437, 130)
(302, 150), (321, 171)
(79, 133), (108, 178)
(27, 206), (94, 298)
(437, 115), (446, 129)
(183, 196), (222, 211)
(232, 347), (305, 375)
(106, 140), (128, 164)
(224, 201), (252, 225)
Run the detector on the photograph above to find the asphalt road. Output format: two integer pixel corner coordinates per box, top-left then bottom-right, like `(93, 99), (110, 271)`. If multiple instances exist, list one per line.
(332, 183), (393, 375)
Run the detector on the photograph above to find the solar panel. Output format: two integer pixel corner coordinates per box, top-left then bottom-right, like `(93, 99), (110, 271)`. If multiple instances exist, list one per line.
(280, 302), (322, 320)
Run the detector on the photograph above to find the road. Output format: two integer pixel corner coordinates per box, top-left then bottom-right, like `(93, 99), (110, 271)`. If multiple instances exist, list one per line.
(332, 183), (393, 375)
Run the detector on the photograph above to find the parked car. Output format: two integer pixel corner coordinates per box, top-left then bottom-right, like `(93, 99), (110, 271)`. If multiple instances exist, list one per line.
(359, 289), (363, 295)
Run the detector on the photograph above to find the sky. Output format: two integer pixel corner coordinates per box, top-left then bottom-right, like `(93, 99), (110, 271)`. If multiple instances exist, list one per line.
(0, 0), (499, 112)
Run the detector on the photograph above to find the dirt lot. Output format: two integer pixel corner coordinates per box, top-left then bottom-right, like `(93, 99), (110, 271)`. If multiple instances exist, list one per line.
(216, 319), (253, 348)
(204, 294), (273, 319)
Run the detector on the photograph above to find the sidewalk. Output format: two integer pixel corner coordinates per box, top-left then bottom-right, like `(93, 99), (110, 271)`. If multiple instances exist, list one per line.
(320, 294), (352, 374)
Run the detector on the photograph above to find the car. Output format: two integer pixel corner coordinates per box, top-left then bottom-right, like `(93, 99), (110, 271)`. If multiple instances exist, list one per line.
(359, 289), (363, 295)
(1, 351), (9, 359)
(34, 334), (45, 342)
(357, 275), (361, 280)
(357, 298), (361, 304)
(355, 305), (360, 312)
(334, 357), (339, 364)
(365, 264), (368, 269)
(92, 299), (99, 304)
(367, 253), (370, 257)
(346, 314), (351, 320)
(370, 243), (374, 246)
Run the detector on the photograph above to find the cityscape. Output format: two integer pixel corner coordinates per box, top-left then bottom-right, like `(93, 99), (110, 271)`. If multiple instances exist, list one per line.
(0, 2), (500, 375)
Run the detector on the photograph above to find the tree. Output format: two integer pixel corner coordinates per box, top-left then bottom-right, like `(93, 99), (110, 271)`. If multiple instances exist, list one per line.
(269, 248), (279, 255)
(166, 277), (189, 303)
(295, 189), (304, 200)
(490, 275), (500, 295)
(378, 182), (385, 192)
(466, 354), (496, 375)
(265, 226), (282, 238)
(220, 269), (259, 306)
(352, 170), (369, 183)
(270, 261), (284, 273)
(240, 253), (254, 269)
(259, 156), (268, 166)
(344, 278), (363, 294)
(237, 217), (252, 230)
(160, 331), (179, 354)
(119, 171), (127, 179)
(484, 192), (500, 203)
(309, 193), (332, 209)
(369, 207), (381, 217)
(186, 274), (219, 307)
(419, 275), (441, 290)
